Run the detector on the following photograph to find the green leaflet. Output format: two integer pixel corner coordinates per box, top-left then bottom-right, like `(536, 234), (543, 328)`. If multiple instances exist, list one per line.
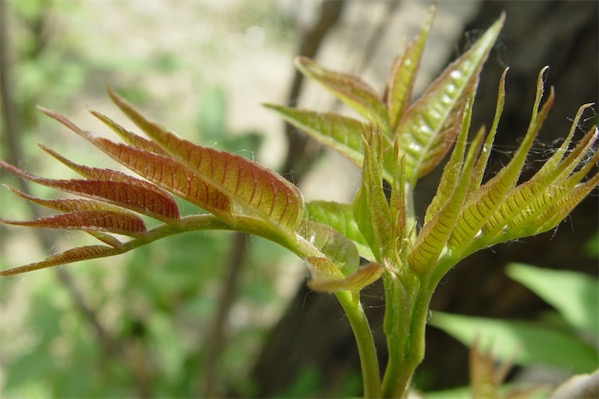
(409, 95), (480, 278)
(308, 261), (384, 293)
(382, 143), (410, 270)
(264, 105), (372, 173)
(447, 68), (555, 258)
(305, 200), (374, 261)
(466, 69), (507, 195)
(395, 14), (504, 185)
(298, 220), (360, 277)
(295, 56), (389, 130)
(526, 173), (599, 235)
(297, 220), (382, 293)
(353, 122), (392, 262)
(386, 5), (435, 131)
(483, 111), (598, 243)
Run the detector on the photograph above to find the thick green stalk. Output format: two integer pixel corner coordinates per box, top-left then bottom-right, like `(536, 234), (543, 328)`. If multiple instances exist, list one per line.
(381, 271), (432, 398)
(336, 290), (382, 399)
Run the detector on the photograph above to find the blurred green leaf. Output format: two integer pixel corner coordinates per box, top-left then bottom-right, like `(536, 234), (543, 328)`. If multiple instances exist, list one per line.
(429, 311), (599, 374)
(148, 313), (186, 383)
(276, 365), (322, 399)
(198, 86), (227, 142)
(506, 263), (599, 336)
(585, 231), (599, 258)
(3, 348), (55, 394)
(424, 385), (471, 399)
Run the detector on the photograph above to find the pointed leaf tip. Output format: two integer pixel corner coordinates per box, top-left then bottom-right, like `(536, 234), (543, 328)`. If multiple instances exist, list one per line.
(308, 261), (384, 293)
(0, 210), (147, 238)
(295, 56), (388, 127)
(386, 3), (436, 130)
(0, 159), (181, 223)
(265, 104), (370, 174)
(109, 90), (304, 233)
(396, 12), (504, 184)
(0, 245), (123, 276)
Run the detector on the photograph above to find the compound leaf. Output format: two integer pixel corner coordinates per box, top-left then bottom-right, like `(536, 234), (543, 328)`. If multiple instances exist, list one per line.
(40, 111), (233, 220)
(448, 68), (555, 257)
(108, 90), (304, 236)
(0, 160), (179, 223)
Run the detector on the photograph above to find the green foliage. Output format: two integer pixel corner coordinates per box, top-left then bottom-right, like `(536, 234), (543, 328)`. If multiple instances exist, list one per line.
(429, 263), (599, 393)
(430, 311), (598, 373)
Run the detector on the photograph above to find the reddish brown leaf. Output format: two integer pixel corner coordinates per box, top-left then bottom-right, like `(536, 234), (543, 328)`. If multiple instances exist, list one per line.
(85, 231), (124, 248)
(6, 185), (129, 214)
(0, 161), (179, 222)
(41, 109), (233, 221)
(0, 210), (147, 237)
(39, 141), (181, 221)
(108, 89), (304, 232)
(88, 108), (169, 155)
(73, 138), (231, 219)
(91, 140), (233, 219)
(0, 245), (123, 276)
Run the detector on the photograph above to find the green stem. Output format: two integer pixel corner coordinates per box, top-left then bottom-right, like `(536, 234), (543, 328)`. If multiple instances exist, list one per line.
(336, 290), (382, 399)
(381, 272), (432, 398)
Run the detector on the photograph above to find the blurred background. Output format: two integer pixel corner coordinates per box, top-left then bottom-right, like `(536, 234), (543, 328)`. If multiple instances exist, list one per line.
(0, 0), (596, 397)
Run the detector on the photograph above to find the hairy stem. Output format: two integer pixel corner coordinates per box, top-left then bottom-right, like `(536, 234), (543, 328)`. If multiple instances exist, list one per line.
(336, 290), (382, 399)
(381, 272), (430, 398)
